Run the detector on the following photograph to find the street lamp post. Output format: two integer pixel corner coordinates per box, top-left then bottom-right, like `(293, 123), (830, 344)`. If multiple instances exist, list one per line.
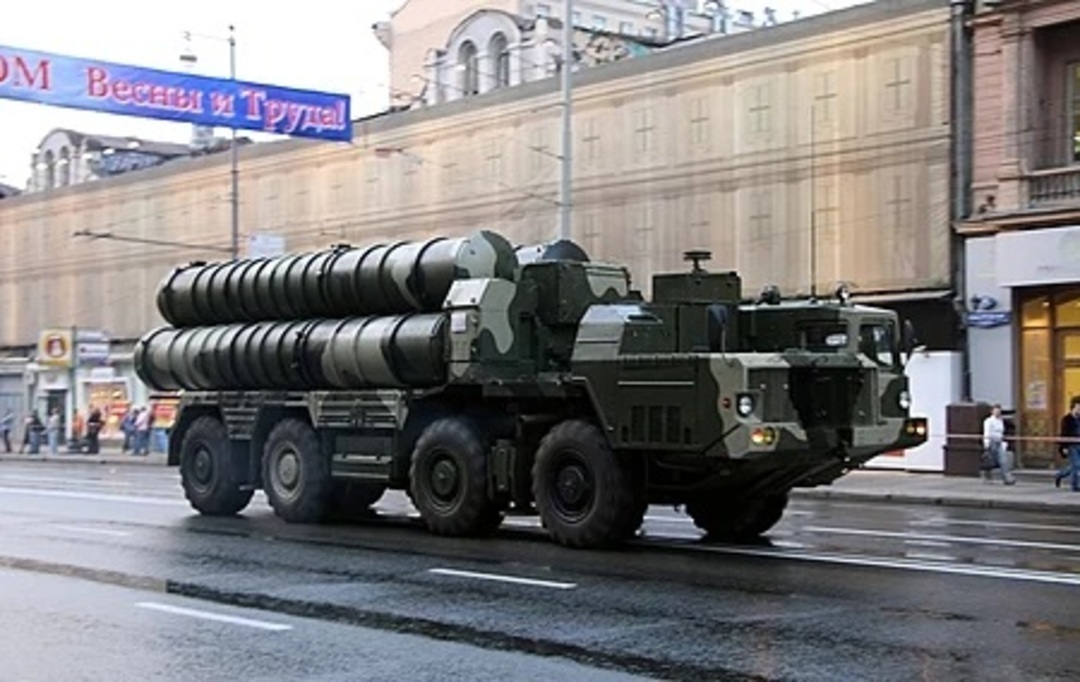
(228, 25), (239, 261)
(558, 0), (573, 241)
(182, 27), (239, 260)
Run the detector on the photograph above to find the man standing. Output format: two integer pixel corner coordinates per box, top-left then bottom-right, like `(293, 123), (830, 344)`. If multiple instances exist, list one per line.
(1056, 397), (1080, 491)
(982, 404), (1014, 485)
(0, 408), (13, 453)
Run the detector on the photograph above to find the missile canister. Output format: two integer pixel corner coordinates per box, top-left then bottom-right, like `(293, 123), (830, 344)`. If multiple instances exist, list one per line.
(155, 230), (517, 327)
(133, 313), (448, 392)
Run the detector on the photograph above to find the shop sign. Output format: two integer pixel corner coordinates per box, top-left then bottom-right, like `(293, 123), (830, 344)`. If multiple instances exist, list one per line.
(966, 311), (1011, 329)
(76, 329), (111, 366)
(38, 328), (73, 367)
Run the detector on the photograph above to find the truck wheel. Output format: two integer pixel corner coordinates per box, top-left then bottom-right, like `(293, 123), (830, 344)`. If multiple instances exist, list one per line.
(180, 416), (253, 516)
(409, 418), (502, 536)
(686, 494), (789, 542)
(262, 418), (332, 523)
(532, 420), (636, 548)
(328, 481), (386, 519)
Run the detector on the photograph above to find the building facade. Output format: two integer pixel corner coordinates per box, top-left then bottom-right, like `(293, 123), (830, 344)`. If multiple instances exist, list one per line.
(0, 0), (952, 442)
(959, 0), (1080, 467)
(26, 129), (206, 193)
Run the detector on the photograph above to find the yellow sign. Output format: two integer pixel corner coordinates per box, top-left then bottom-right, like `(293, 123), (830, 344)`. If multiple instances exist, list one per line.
(38, 329), (73, 367)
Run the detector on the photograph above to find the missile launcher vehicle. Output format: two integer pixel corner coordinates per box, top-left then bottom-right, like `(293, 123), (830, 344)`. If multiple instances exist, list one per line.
(135, 230), (928, 548)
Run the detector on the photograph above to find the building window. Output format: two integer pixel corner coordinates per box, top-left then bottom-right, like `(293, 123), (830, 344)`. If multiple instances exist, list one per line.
(592, 15), (607, 30)
(883, 56), (912, 114)
(536, 3), (551, 17)
(748, 190), (772, 241)
(582, 117), (602, 165)
(459, 41), (479, 96)
(747, 84), (771, 134)
(619, 21), (633, 34)
(632, 107), (655, 154)
(689, 96), (710, 147)
(59, 147), (71, 186)
(490, 33), (510, 89)
(812, 72), (838, 127)
(44, 150), (55, 189)
(1069, 63), (1080, 163)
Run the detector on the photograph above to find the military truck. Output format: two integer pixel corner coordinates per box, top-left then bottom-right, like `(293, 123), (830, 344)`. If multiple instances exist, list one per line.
(134, 230), (928, 549)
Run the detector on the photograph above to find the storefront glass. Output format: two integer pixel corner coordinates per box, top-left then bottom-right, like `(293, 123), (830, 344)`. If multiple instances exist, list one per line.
(1018, 288), (1080, 465)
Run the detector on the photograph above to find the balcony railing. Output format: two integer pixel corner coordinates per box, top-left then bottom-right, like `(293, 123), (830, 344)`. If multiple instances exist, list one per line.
(1029, 165), (1080, 207)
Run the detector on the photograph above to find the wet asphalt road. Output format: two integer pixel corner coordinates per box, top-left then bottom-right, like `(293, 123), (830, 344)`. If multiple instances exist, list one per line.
(0, 567), (641, 682)
(2, 461), (1080, 681)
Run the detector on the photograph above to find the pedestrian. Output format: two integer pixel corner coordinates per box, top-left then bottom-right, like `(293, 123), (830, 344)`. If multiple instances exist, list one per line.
(981, 404), (1014, 485)
(1056, 397), (1080, 491)
(0, 407), (13, 453)
(134, 406), (151, 456)
(46, 408), (61, 455)
(120, 408), (136, 453)
(85, 407), (103, 455)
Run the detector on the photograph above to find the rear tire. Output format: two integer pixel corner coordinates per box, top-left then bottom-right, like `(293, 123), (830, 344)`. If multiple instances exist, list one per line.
(179, 416), (253, 516)
(262, 418), (332, 523)
(409, 418), (502, 536)
(686, 494), (789, 542)
(533, 420), (637, 548)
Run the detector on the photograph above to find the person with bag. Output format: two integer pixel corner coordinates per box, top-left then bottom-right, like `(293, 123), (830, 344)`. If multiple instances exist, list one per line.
(1056, 397), (1080, 491)
(981, 404), (1014, 485)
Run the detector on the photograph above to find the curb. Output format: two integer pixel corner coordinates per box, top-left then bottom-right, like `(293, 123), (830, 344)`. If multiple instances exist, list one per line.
(790, 487), (1080, 514)
(0, 453), (168, 466)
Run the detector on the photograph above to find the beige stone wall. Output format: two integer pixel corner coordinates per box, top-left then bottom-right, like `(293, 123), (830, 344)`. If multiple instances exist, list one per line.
(0, 1), (951, 349)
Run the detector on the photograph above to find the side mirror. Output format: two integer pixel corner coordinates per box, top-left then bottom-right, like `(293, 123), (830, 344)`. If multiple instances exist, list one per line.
(901, 319), (925, 368)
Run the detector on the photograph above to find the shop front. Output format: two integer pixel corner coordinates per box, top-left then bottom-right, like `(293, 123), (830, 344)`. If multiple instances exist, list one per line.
(966, 226), (1080, 468)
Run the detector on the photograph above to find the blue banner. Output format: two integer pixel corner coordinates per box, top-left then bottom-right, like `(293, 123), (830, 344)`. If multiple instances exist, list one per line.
(0, 45), (351, 142)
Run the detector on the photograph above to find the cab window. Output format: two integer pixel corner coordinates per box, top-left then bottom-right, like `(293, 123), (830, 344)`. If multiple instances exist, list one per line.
(858, 323), (899, 367)
(798, 323), (849, 352)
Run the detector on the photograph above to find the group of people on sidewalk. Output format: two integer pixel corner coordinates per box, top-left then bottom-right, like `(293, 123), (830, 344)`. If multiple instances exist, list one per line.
(981, 398), (1080, 491)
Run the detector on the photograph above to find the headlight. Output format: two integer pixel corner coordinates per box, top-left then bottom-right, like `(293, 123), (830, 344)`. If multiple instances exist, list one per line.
(898, 390), (911, 410)
(736, 394), (754, 417)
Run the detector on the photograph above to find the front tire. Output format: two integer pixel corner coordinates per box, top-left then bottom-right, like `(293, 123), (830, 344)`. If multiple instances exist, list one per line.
(409, 418), (502, 536)
(179, 416), (253, 516)
(686, 494), (789, 542)
(262, 418), (332, 523)
(532, 420), (637, 549)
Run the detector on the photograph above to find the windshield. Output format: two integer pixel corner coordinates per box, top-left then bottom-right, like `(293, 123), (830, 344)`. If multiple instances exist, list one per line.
(797, 323), (849, 352)
(858, 322), (899, 368)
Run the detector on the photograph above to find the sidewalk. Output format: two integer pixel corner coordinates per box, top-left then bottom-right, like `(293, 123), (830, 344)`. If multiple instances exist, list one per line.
(2, 448), (1079, 513)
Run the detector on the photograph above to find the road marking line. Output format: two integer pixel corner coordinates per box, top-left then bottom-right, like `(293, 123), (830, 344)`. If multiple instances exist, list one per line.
(429, 568), (577, 590)
(0, 475), (134, 487)
(136, 602), (292, 631)
(691, 544), (1080, 586)
(912, 518), (1080, 534)
(803, 525), (1080, 553)
(0, 486), (184, 507)
(54, 525), (131, 538)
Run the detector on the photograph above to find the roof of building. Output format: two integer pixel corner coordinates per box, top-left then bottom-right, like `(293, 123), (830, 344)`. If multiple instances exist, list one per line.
(38, 128), (194, 158)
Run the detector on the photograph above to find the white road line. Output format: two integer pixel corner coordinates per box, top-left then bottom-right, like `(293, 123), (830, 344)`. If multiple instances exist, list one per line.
(136, 602), (293, 631)
(0, 486), (184, 507)
(912, 518), (1080, 534)
(429, 568), (577, 590)
(691, 544), (1080, 586)
(53, 525), (131, 538)
(0, 475), (133, 487)
(803, 525), (1080, 553)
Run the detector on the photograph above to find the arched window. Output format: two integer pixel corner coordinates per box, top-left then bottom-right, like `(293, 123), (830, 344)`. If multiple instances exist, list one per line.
(459, 41), (479, 96)
(44, 150), (55, 189)
(490, 33), (510, 89)
(59, 147), (71, 186)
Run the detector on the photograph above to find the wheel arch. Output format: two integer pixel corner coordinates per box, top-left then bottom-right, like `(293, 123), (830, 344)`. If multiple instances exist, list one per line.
(169, 404), (222, 467)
